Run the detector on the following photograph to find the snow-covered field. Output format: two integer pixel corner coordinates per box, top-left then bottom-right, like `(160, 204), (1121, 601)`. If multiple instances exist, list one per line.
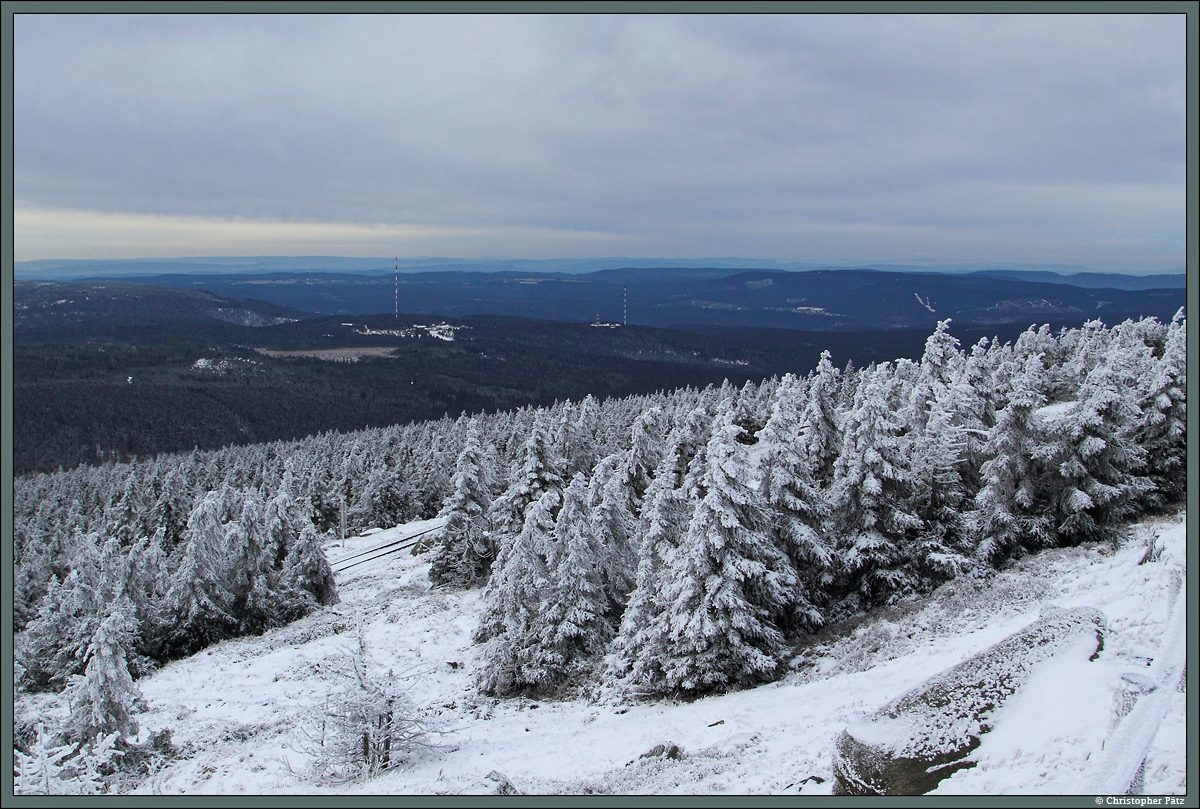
(28, 511), (1183, 796)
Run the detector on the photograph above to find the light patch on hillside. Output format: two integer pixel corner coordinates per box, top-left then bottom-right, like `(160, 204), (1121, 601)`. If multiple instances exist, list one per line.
(253, 347), (398, 363)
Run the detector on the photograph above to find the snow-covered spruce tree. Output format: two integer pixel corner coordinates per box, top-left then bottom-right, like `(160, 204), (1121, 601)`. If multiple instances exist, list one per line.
(105, 474), (147, 547)
(125, 528), (172, 662)
(262, 469), (304, 568)
(280, 523), (340, 620)
(607, 418), (706, 690)
(625, 406), (667, 509)
(14, 528), (53, 633)
(941, 337), (996, 495)
(756, 373), (831, 633)
(487, 414), (565, 546)
(586, 453), (640, 612)
(161, 492), (239, 657)
(801, 350), (843, 488)
(549, 400), (577, 474)
(1133, 310), (1186, 508)
(828, 362), (923, 611)
(1055, 318), (1110, 399)
(969, 353), (1057, 565)
(891, 321), (976, 581)
(474, 489), (561, 696)
(57, 730), (125, 795)
(19, 534), (106, 691)
(1042, 352), (1153, 546)
(410, 423), (456, 520)
(225, 490), (281, 635)
(429, 421), (496, 588)
(64, 597), (144, 746)
(981, 335), (1019, 410)
(565, 394), (602, 479)
(501, 406), (538, 469)
(731, 379), (768, 438)
(537, 474), (614, 685)
(13, 493), (83, 631)
(906, 392), (975, 583)
(904, 319), (964, 433)
(651, 411), (795, 695)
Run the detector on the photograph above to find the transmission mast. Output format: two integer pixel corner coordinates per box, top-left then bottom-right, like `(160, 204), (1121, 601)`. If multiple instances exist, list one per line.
(623, 285), (627, 327)
(394, 257), (398, 319)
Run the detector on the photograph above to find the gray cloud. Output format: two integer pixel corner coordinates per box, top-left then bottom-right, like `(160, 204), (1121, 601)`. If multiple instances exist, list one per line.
(13, 13), (1186, 268)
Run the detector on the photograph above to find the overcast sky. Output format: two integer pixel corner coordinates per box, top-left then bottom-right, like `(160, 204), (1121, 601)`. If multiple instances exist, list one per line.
(13, 13), (1187, 270)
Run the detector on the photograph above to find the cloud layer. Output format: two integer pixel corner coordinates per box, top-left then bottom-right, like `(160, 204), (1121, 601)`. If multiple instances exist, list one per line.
(13, 14), (1186, 268)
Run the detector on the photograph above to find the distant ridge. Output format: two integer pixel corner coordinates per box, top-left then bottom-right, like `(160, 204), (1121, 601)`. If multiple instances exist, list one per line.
(21, 268), (1184, 334)
(15, 255), (1185, 289)
(967, 269), (1184, 290)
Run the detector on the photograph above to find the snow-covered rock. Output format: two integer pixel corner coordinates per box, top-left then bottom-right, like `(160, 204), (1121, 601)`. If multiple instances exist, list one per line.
(832, 606), (1104, 795)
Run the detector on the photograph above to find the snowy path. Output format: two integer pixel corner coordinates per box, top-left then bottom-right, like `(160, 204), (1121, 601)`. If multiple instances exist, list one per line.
(327, 518), (447, 574)
(115, 511), (1186, 795)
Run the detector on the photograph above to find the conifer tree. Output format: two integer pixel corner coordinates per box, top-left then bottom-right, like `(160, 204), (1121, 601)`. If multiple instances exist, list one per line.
(65, 598), (144, 745)
(225, 491), (280, 634)
(126, 528), (171, 661)
(430, 422), (496, 588)
(1045, 353), (1152, 544)
(943, 337), (995, 493)
(488, 414), (564, 545)
(474, 490), (560, 696)
(586, 454), (639, 610)
(19, 534), (104, 690)
(1134, 310), (1186, 507)
(162, 493), (238, 657)
(566, 394), (601, 478)
(624, 407), (667, 508)
(14, 531), (53, 632)
(281, 523), (340, 619)
(756, 373), (830, 632)
(802, 351), (843, 488)
(653, 413), (794, 694)
(907, 393), (975, 582)
(539, 475), (613, 683)
(829, 363), (922, 609)
(731, 380), (768, 438)
(262, 469), (303, 567)
(607, 423), (702, 689)
(13, 723), (74, 795)
(106, 475), (146, 547)
(970, 353), (1057, 565)
(1056, 318), (1110, 397)
(905, 319), (963, 432)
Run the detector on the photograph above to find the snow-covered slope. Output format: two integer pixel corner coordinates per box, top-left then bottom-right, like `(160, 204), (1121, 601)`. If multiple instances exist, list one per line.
(77, 510), (1186, 795)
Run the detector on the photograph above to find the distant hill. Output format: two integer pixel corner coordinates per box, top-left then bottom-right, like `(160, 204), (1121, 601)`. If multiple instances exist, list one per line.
(968, 269), (1185, 290)
(14, 279), (1085, 474)
(92, 267), (1186, 333)
(14, 280), (314, 340)
(16, 255), (1185, 287)
(12, 276), (1184, 474)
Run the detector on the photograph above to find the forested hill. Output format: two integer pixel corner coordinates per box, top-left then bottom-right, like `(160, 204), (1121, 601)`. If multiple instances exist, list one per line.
(17, 278), (1103, 475)
(14, 280), (313, 338)
(69, 268), (1186, 331)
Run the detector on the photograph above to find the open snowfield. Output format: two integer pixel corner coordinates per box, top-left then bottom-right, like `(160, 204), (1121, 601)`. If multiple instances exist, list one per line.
(21, 511), (1184, 796)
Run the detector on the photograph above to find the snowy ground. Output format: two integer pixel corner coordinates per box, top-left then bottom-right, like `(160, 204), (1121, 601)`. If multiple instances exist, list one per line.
(28, 511), (1186, 795)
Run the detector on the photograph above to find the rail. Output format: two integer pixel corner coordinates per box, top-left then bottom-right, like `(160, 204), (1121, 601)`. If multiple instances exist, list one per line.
(330, 522), (445, 574)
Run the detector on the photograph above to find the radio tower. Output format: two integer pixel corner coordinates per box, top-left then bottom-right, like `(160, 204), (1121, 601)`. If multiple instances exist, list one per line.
(394, 257), (398, 320)
(623, 285), (627, 326)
